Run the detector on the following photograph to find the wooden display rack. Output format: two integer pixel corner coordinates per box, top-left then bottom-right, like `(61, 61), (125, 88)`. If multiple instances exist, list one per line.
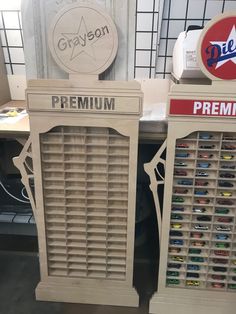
(149, 12), (236, 314)
(15, 3), (142, 306)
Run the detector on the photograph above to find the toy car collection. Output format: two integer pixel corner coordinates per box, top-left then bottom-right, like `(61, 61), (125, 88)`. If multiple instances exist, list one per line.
(168, 132), (236, 292)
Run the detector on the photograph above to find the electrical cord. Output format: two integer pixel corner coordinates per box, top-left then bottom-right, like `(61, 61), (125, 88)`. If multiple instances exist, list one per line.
(0, 180), (30, 204)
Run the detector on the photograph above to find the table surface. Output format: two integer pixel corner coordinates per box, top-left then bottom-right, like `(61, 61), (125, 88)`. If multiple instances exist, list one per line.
(0, 100), (29, 136)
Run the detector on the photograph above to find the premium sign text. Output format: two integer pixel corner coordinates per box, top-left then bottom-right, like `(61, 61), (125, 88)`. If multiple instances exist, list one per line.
(52, 96), (115, 111)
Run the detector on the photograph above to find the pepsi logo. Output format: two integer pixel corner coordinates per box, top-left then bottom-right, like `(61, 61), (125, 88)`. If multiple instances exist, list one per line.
(200, 15), (236, 80)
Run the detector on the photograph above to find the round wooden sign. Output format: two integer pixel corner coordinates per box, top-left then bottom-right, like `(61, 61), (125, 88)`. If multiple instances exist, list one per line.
(48, 3), (118, 75)
(197, 12), (236, 80)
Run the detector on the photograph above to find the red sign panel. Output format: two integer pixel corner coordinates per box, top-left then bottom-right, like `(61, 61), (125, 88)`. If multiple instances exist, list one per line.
(169, 99), (236, 117)
(201, 16), (236, 80)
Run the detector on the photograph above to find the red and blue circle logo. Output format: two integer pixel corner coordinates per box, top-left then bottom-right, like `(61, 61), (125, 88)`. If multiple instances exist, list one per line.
(201, 16), (236, 80)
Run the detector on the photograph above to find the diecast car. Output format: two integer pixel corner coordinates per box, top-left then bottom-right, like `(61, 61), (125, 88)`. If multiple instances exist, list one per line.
(186, 280), (200, 286)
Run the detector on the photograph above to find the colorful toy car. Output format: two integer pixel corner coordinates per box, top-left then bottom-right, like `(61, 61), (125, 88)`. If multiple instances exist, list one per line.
(171, 213), (183, 220)
(186, 280), (200, 286)
(189, 248), (201, 254)
(214, 250), (229, 257)
(192, 207), (206, 213)
(186, 272), (199, 278)
(219, 172), (235, 178)
(199, 133), (212, 140)
(176, 143), (189, 148)
(170, 230), (183, 237)
(169, 239), (184, 245)
(172, 196), (185, 203)
(198, 153), (213, 159)
(221, 164), (235, 169)
(190, 257), (204, 263)
(221, 144), (236, 150)
(166, 271), (179, 277)
(215, 242), (230, 248)
(211, 282), (225, 288)
(190, 232), (204, 239)
(187, 264), (200, 271)
(217, 199), (234, 206)
(197, 215), (211, 222)
(168, 263), (181, 269)
(196, 198), (210, 204)
(212, 266), (227, 272)
(212, 258), (228, 265)
(212, 274), (225, 280)
(194, 224), (209, 230)
(177, 180), (192, 185)
(221, 155), (234, 160)
(218, 181), (234, 187)
(174, 188), (188, 194)
(215, 225), (231, 232)
(176, 153), (190, 158)
(215, 234), (229, 240)
(175, 162), (187, 167)
(228, 284), (236, 289)
(232, 260), (236, 265)
(171, 223), (182, 229)
(220, 191), (232, 197)
(215, 208), (230, 214)
(194, 190), (208, 195)
(171, 256), (184, 262)
(171, 207), (185, 212)
(217, 217), (233, 223)
(199, 145), (215, 149)
(174, 170), (187, 176)
(197, 162), (211, 168)
(166, 278), (180, 285)
(195, 180), (209, 186)
(191, 241), (206, 247)
(169, 247), (181, 253)
(196, 171), (209, 177)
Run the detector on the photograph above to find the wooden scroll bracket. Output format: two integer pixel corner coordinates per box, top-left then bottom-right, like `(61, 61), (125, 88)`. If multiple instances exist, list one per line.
(13, 137), (36, 221)
(144, 139), (167, 240)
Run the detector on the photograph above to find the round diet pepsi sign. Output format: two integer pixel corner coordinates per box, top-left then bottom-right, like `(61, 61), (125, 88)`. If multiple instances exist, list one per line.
(198, 13), (236, 80)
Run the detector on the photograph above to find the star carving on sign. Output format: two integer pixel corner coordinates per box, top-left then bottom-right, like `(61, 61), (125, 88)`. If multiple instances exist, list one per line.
(210, 25), (236, 69)
(61, 16), (96, 61)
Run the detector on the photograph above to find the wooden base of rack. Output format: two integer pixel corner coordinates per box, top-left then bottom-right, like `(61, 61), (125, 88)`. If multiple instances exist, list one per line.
(36, 281), (139, 307)
(149, 292), (236, 314)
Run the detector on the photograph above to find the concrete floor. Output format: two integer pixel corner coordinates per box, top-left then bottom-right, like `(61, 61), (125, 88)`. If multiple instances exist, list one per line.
(0, 234), (158, 314)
